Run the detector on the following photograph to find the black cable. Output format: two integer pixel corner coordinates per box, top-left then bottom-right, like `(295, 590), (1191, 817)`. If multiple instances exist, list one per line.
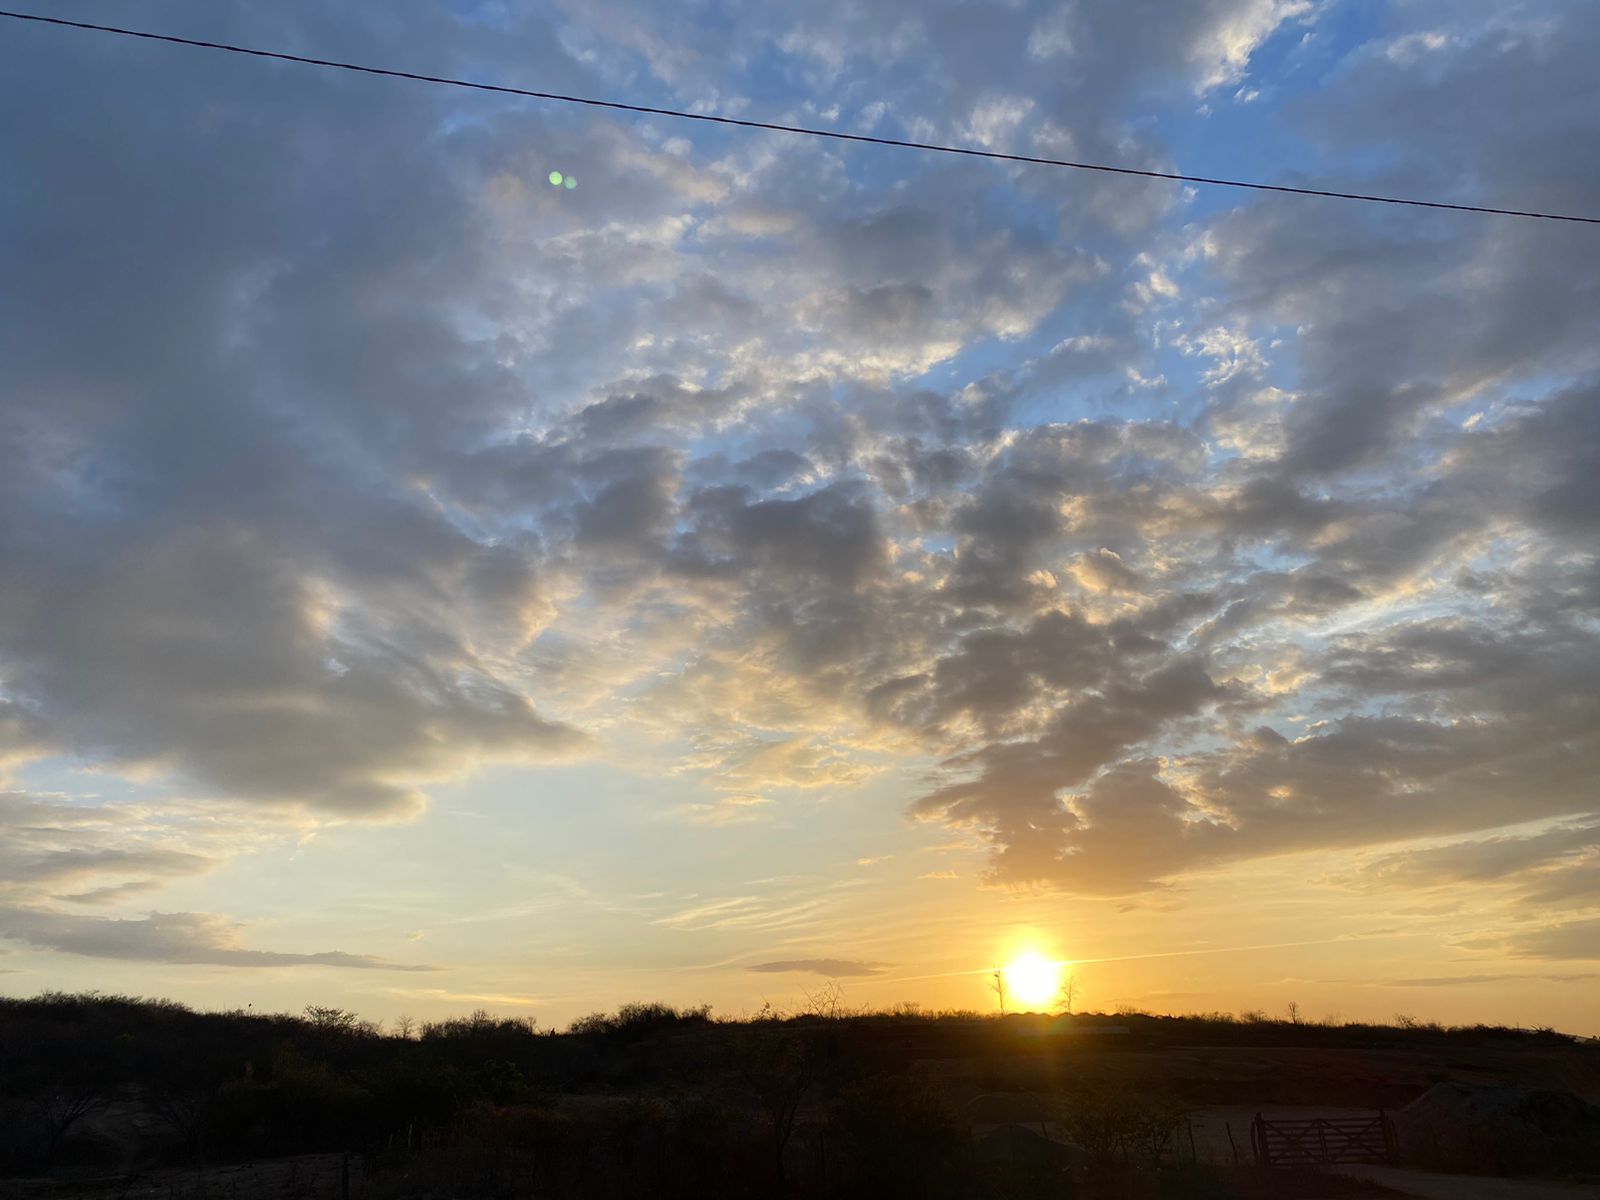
(2, 8), (1596, 226)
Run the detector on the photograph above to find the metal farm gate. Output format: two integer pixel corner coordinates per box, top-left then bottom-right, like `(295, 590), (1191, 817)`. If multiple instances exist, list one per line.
(1250, 1111), (1396, 1167)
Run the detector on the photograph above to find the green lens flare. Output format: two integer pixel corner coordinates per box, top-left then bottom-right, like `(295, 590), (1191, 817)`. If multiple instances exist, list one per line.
(564, 175), (577, 189)
(548, 170), (563, 186)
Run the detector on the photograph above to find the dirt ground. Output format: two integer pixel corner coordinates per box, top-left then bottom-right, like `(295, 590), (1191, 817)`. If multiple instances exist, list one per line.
(1327, 1164), (1600, 1200)
(0, 1154), (362, 1200)
(11, 1151), (1598, 1200)
(0, 1159), (1412, 1200)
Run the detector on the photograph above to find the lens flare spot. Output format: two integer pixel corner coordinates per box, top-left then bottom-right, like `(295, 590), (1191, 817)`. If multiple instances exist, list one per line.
(548, 170), (563, 186)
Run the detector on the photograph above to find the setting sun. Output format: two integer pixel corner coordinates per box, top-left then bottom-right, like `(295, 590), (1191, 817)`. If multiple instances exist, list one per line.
(1001, 952), (1064, 1011)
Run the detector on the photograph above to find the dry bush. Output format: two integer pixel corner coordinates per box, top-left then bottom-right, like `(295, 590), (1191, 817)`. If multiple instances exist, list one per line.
(1055, 1087), (1188, 1168)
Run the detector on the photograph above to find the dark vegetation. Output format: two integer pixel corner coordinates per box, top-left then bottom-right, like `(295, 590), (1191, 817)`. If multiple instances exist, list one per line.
(0, 991), (1594, 1198)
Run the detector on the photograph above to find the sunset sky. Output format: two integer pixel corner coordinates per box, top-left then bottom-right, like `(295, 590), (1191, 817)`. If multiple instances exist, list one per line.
(1, 0), (1597, 1035)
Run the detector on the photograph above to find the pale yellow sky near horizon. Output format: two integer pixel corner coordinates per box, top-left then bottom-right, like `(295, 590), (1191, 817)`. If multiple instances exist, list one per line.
(6, 816), (1595, 1037)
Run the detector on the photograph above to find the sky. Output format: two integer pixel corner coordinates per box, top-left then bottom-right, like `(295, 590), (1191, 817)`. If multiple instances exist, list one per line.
(1, 0), (1598, 1035)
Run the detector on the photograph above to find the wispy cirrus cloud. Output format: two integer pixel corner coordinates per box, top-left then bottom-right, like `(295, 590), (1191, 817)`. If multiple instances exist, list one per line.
(746, 958), (890, 978)
(0, 907), (435, 971)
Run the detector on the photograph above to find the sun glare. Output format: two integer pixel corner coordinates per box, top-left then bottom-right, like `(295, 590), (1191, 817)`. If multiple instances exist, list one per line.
(1002, 951), (1063, 1011)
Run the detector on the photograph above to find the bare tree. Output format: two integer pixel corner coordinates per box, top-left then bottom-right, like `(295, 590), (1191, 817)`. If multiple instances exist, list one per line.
(800, 979), (849, 1020)
(1285, 1000), (1302, 1025)
(737, 1031), (819, 1191)
(1055, 971), (1081, 1015)
(149, 1086), (211, 1155)
(33, 1088), (110, 1155)
(393, 1013), (417, 1040)
(990, 969), (1008, 1016)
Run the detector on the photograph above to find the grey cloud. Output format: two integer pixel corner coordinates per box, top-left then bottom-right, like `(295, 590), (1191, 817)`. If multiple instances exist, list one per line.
(1306, 2), (1600, 222)
(710, 197), (1109, 381)
(674, 481), (888, 589)
(57, 881), (169, 907)
(570, 378), (751, 447)
(1501, 918), (1600, 962)
(1189, 571), (1364, 648)
(1205, 7), (1600, 481)
(0, 907), (435, 970)
(1188, 714), (1600, 859)
(1361, 821), (1600, 890)
(1442, 385), (1600, 540)
(870, 608), (1143, 739)
(603, 0), (1314, 162)
(0, 790), (428, 966)
(2, 0), (1599, 917)
(863, 438), (973, 504)
(944, 420), (1204, 610)
(1520, 865), (1600, 910)
(906, 602), (1598, 890)
(0, 6), (598, 818)
(1035, 759), (1231, 892)
(572, 450), (685, 559)
(3, 524), (587, 818)
(694, 449), (815, 492)
(1070, 549), (1145, 595)
(0, 792), (220, 909)
(10, 848), (213, 887)
(912, 661), (1227, 889)
(1192, 476), (1346, 546)
(0, 701), (53, 773)
(830, 282), (935, 337)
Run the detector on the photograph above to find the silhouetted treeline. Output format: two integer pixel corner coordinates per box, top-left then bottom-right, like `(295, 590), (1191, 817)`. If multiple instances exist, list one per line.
(0, 991), (1591, 1197)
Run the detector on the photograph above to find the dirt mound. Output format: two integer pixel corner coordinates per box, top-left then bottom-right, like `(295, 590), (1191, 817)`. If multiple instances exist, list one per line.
(973, 1122), (1081, 1168)
(963, 1091), (1049, 1126)
(1393, 1081), (1600, 1175)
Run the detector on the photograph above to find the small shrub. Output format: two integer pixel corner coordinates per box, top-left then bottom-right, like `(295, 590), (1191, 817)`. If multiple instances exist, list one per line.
(827, 1071), (967, 1198)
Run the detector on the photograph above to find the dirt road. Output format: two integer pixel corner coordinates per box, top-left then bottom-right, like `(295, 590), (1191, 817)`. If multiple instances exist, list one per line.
(1186, 1105), (1378, 1166)
(1330, 1164), (1599, 1199)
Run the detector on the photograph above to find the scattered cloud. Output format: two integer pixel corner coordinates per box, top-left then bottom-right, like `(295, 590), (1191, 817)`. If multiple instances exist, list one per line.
(1382, 973), (1600, 988)
(0, 0), (1595, 1000)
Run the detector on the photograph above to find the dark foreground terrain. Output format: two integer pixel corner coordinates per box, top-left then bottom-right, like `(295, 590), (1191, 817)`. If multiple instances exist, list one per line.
(2, 993), (1596, 1199)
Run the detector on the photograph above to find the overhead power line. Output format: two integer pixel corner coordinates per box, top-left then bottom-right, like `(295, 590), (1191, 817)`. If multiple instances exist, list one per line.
(2, 8), (1596, 227)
